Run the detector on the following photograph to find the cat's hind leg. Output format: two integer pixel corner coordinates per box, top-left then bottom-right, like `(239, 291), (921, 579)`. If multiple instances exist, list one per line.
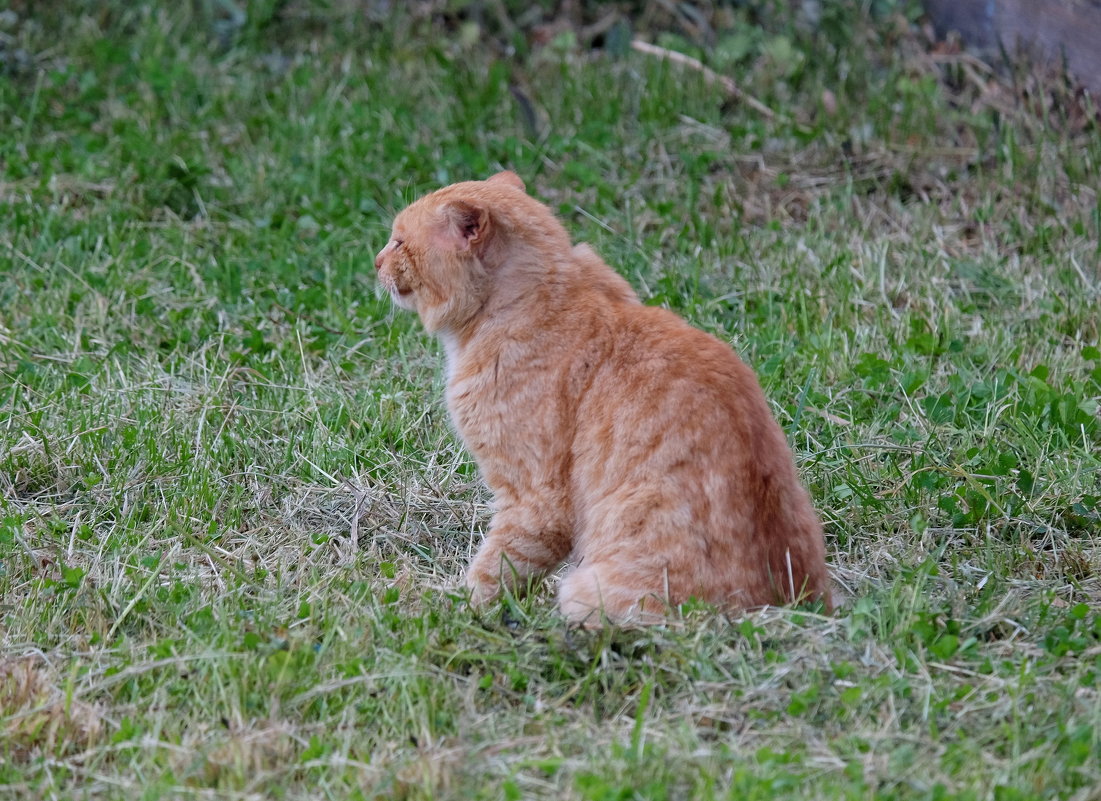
(557, 562), (669, 627)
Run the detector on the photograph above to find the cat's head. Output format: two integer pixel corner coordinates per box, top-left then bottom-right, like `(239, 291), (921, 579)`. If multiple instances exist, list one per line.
(375, 171), (560, 334)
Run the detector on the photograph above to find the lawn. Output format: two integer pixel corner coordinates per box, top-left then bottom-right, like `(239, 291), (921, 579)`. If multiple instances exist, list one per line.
(1, 2), (1099, 799)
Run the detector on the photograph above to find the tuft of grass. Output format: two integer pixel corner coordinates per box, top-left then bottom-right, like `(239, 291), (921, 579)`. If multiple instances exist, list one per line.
(1, 2), (1099, 799)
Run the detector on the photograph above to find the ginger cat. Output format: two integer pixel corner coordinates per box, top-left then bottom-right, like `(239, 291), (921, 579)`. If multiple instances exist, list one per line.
(375, 171), (830, 624)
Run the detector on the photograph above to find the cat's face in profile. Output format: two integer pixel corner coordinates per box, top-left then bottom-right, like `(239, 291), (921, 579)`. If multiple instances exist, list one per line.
(373, 201), (477, 322)
(375, 172), (529, 333)
(373, 230), (418, 313)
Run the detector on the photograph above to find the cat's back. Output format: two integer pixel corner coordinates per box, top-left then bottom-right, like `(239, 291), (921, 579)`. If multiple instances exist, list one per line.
(597, 300), (767, 417)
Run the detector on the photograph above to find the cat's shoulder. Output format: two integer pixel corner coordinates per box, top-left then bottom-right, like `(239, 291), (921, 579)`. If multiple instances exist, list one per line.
(569, 243), (640, 306)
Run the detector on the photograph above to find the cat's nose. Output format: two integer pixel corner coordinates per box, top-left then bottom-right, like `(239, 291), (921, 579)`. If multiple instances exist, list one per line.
(374, 251), (383, 271)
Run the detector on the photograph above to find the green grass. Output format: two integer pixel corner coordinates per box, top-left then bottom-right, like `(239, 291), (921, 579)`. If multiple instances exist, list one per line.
(1, 2), (1100, 799)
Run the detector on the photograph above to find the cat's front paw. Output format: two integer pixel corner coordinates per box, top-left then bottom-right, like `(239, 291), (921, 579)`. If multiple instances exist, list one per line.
(464, 573), (502, 607)
(464, 547), (506, 607)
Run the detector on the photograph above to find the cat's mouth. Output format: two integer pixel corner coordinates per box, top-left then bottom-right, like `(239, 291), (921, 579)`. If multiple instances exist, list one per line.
(389, 285), (416, 311)
(381, 276), (413, 299)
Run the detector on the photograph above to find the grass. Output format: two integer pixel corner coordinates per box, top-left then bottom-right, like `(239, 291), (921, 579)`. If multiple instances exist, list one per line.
(1, 1), (1100, 798)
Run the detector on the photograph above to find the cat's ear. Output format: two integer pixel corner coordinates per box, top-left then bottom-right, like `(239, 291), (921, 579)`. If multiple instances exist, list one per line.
(438, 201), (491, 253)
(486, 171), (525, 192)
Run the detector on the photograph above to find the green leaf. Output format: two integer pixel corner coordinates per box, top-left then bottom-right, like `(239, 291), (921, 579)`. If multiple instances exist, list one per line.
(61, 564), (86, 589)
(930, 634), (960, 660)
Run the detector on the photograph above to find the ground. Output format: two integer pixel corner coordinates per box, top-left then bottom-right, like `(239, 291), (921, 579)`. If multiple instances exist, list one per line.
(1, 2), (1099, 799)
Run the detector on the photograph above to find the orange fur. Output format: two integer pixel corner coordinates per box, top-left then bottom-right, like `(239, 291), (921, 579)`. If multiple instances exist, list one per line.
(375, 171), (831, 625)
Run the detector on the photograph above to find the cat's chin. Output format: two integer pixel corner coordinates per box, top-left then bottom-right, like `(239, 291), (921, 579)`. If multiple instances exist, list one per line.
(390, 290), (416, 311)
